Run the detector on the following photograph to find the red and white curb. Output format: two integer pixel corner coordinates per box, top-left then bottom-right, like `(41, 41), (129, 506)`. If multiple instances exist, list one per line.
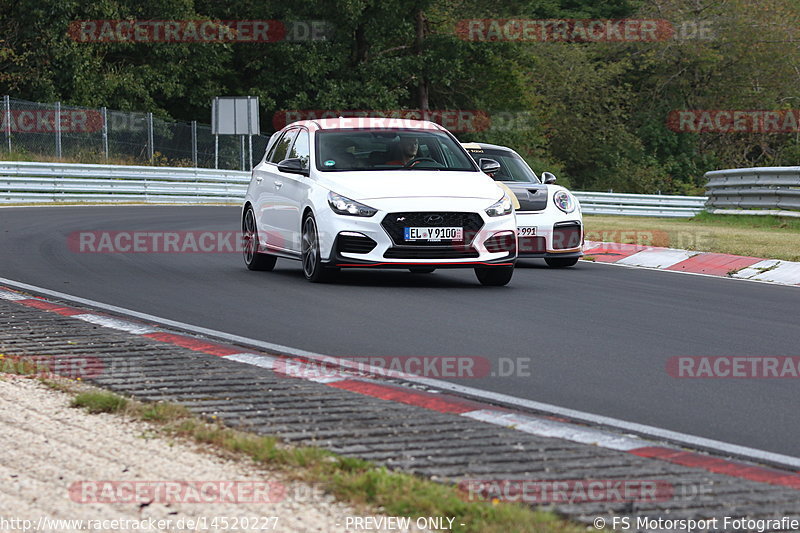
(583, 241), (800, 286)
(3, 283), (800, 490)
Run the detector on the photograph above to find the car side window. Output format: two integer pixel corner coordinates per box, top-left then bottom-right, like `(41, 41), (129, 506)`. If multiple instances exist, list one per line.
(269, 129), (299, 163)
(263, 131), (282, 162)
(288, 129), (310, 169)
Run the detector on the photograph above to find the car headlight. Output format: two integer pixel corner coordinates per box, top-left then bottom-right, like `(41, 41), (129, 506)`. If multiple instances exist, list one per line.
(485, 193), (513, 217)
(553, 190), (576, 213)
(327, 191), (377, 217)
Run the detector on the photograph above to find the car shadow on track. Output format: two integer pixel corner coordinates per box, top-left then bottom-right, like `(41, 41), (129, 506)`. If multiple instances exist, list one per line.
(258, 262), (489, 289)
(514, 259), (581, 270)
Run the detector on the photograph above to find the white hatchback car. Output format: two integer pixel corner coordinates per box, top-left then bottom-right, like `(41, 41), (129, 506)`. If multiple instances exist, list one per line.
(242, 118), (517, 285)
(463, 143), (583, 267)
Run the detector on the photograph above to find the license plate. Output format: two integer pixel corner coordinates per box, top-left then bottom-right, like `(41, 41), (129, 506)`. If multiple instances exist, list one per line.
(404, 227), (463, 241)
(517, 226), (537, 236)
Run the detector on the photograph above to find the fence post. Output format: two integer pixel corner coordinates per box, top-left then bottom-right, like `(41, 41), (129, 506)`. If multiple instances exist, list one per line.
(191, 120), (197, 167)
(55, 101), (62, 159)
(101, 107), (109, 160)
(214, 134), (218, 169)
(147, 112), (154, 163)
(3, 96), (10, 153)
(240, 135), (245, 171)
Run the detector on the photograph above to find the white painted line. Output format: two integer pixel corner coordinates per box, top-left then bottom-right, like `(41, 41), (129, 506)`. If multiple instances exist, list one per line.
(224, 353), (346, 383)
(0, 289), (28, 301)
(617, 248), (700, 269)
(731, 259), (781, 280)
(72, 313), (158, 334)
(579, 259), (800, 289)
(733, 259), (800, 284)
(583, 242), (800, 287)
(756, 261), (800, 284)
(463, 410), (646, 451)
(223, 353), (278, 369)
(2, 275), (800, 469)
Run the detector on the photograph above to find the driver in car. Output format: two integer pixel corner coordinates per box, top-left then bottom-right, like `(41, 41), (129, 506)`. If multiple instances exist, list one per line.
(385, 136), (421, 166)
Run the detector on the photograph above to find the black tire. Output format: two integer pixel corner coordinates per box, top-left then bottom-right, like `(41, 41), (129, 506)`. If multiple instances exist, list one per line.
(545, 257), (580, 268)
(242, 207), (277, 271)
(301, 214), (337, 283)
(474, 265), (514, 286)
(409, 267), (436, 274)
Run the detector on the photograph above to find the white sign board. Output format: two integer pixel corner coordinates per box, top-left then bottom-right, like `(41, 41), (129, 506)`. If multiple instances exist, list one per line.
(212, 96), (260, 135)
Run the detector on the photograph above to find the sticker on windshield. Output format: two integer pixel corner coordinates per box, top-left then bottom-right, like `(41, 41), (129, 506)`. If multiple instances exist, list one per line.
(324, 160), (336, 167)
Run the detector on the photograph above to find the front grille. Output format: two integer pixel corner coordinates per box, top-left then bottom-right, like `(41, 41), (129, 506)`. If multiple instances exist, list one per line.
(508, 184), (548, 212)
(553, 222), (582, 250)
(337, 233), (377, 254)
(518, 236), (546, 254)
(381, 212), (484, 246)
(384, 247), (479, 259)
(484, 233), (517, 254)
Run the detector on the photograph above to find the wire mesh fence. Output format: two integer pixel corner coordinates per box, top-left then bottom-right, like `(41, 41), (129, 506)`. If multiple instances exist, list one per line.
(1, 96), (269, 170)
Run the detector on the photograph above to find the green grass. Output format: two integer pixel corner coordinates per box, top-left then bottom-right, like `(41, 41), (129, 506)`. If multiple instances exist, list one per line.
(41, 380), (584, 533)
(584, 212), (800, 261)
(1, 353), (590, 532)
(70, 391), (128, 414)
(693, 211), (800, 230)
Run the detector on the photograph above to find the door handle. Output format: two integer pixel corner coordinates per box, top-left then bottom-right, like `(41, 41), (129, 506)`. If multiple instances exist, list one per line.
(274, 181), (283, 189)
(255, 176), (263, 182)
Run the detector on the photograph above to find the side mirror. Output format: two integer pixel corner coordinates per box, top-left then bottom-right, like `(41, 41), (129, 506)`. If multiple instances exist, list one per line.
(277, 158), (309, 176)
(479, 158), (501, 175)
(542, 171), (557, 184)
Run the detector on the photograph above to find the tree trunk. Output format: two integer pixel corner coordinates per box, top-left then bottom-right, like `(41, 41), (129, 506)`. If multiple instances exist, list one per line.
(415, 9), (429, 111)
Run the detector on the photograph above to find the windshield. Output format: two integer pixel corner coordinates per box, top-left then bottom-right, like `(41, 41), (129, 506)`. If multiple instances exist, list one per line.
(464, 147), (540, 184)
(315, 129), (477, 172)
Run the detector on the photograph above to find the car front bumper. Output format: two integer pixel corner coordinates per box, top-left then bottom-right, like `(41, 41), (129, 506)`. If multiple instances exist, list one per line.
(515, 212), (584, 259)
(316, 199), (517, 268)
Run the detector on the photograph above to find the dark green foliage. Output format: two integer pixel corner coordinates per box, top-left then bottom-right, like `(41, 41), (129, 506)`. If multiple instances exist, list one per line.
(1, 0), (798, 192)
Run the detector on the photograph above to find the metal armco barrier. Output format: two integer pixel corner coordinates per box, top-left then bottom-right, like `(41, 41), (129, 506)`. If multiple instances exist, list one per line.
(0, 161), (249, 204)
(573, 191), (707, 217)
(0, 161), (709, 216)
(705, 167), (800, 217)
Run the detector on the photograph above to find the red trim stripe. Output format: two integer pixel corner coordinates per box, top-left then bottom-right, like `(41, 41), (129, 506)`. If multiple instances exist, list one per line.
(329, 379), (488, 414)
(336, 261), (514, 267)
(630, 447), (800, 489)
(142, 332), (241, 356)
(666, 253), (762, 276)
(582, 243), (649, 263)
(16, 299), (86, 316)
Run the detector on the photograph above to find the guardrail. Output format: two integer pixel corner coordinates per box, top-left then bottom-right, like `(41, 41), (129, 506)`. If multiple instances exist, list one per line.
(705, 167), (800, 217)
(0, 161), (709, 216)
(0, 161), (249, 204)
(573, 191), (707, 217)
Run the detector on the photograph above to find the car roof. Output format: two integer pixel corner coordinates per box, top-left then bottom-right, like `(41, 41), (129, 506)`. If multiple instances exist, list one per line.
(285, 117), (448, 132)
(461, 142), (519, 153)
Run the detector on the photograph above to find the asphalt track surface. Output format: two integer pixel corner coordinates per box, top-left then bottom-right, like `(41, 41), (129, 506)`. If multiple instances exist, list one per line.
(2, 206), (799, 457)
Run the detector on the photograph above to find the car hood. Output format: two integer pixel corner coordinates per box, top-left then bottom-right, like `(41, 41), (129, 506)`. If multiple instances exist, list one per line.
(318, 170), (504, 202)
